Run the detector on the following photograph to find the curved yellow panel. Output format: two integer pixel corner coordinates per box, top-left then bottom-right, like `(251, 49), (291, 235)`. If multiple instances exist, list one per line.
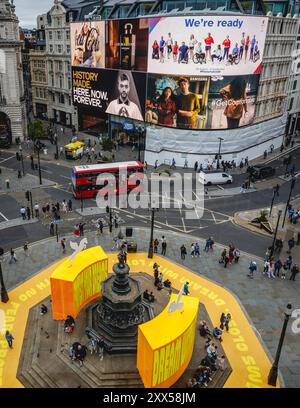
(137, 294), (199, 388)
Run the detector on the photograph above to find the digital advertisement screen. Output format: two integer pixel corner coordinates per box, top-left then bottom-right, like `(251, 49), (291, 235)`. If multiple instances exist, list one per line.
(72, 67), (146, 122)
(71, 15), (268, 130)
(147, 16), (267, 76)
(70, 21), (105, 69)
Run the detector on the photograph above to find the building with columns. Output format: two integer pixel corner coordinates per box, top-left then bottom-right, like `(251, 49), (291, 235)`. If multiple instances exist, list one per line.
(0, 0), (27, 144)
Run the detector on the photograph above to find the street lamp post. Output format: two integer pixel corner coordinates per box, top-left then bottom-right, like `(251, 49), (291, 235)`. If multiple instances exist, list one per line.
(270, 209), (282, 258)
(282, 177), (296, 228)
(0, 248), (9, 303)
(269, 189), (276, 218)
(148, 208), (157, 259)
(34, 140), (43, 185)
(55, 135), (59, 160)
(19, 146), (25, 176)
(216, 137), (224, 170)
(268, 303), (292, 386)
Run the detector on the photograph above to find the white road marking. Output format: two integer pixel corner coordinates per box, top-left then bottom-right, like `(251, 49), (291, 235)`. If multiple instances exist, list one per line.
(0, 211), (9, 221)
(217, 185), (225, 190)
(0, 155), (15, 164)
(126, 215), (134, 219)
(60, 175), (70, 179)
(42, 169), (53, 174)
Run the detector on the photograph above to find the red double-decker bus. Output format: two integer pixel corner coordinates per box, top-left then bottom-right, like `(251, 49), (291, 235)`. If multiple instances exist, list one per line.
(71, 161), (144, 199)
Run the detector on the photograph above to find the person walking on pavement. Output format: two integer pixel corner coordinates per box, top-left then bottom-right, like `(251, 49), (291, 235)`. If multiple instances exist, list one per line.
(68, 199), (73, 212)
(23, 242), (29, 257)
(180, 244), (187, 260)
(194, 161), (198, 172)
(190, 243), (195, 258)
(194, 243), (200, 257)
(50, 221), (54, 236)
(153, 238), (159, 254)
(183, 281), (190, 295)
(274, 259), (283, 277)
(224, 314), (231, 332)
(5, 331), (14, 348)
(9, 248), (17, 264)
(62, 200), (67, 212)
(20, 206), (26, 220)
(286, 255), (293, 270)
(287, 237), (295, 254)
(61, 238), (66, 254)
(247, 261), (257, 278)
(98, 219), (104, 235)
(290, 264), (299, 281)
(26, 206), (31, 220)
(161, 236), (167, 256)
(34, 203), (40, 218)
(79, 222), (85, 237)
(274, 238), (283, 254)
(274, 184), (280, 197)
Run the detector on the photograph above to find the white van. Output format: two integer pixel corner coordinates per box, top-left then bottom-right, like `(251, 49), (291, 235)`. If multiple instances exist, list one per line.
(198, 171), (233, 186)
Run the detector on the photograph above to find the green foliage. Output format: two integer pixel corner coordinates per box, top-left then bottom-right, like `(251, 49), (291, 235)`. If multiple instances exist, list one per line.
(258, 209), (268, 222)
(28, 120), (47, 139)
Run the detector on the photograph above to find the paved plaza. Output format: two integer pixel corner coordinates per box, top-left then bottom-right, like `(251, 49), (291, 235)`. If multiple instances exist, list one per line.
(1, 226), (299, 387)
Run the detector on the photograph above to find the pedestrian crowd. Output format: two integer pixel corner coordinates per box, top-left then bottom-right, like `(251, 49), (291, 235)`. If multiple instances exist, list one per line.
(248, 239), (299, 281)
(187, 312), (230, 388)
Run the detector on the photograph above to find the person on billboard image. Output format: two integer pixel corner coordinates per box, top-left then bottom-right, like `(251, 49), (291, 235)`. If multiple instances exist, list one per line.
(222, 35), (231, 60)
(250, 35), (256, 61)
(244, 35), (250, 62)
(211, 45), (222, 63)
(166, 33), (173, 59)
(157, 87), (176, 127)
(175, 77), (200, 129)
(239, 32), (246, 59)
(219, 77), (248, 129)
(159, 36), (165, 63)
(172, 41), (179, 62)
(106, 72), (143, 121)
(188, 34), (197, 61)
(152, 40), (159, 59)
(204, 33), (214, 61)
(178, 42), (189, 64)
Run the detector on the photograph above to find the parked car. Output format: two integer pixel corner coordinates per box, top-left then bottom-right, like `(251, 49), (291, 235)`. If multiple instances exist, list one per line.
(198, 171), (233, 186)
(247, 164), (275, 179)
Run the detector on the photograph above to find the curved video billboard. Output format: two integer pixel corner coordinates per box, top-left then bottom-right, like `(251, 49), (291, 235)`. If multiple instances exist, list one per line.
(71, 15), (268, 130)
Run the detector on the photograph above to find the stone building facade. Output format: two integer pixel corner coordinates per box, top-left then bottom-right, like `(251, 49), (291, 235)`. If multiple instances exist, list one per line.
(0, 0), (27, 143)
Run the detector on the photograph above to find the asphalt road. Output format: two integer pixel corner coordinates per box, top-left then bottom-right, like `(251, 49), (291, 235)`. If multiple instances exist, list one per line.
(1, 146), (300, 257)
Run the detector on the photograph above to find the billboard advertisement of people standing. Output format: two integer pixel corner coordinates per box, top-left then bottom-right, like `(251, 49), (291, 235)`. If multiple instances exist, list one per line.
(148, 16), (267, 76)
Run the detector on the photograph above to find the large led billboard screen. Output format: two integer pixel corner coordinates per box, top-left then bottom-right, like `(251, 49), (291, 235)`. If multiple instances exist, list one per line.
(147, 16), (267, 76)
(71, 15), (268, 130)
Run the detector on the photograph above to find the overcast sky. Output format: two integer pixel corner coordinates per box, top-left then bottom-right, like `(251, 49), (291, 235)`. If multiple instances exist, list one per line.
(15, 0), (53, 28)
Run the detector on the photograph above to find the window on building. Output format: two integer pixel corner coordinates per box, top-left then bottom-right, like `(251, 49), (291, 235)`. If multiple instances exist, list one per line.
(66, 62), (70, 72)
(66, 44), (70, 54)
(59, 76), (63, 88)
(49, 61), (53, 71)
(288, 97), (293, 111)
(68, 77), (71, 89)
(49, 31), (52, 40)
(51, 74), (54, 87)
(58, 61), (63, 72)
(59, 93), (65, 104)
(57, 30), (62, 40)
(101, 7), (112, 19)
(49, 44), (53, 53)
(66, 30), (70, 40)
(57, 44), (62, 53)
(293, 80), (297, 90)
(52, 93), (55, 102)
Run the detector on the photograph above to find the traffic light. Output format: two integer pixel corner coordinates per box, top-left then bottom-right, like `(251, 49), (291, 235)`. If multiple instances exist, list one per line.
(25, 191), (30, 201)
(16, 152), (20, 161)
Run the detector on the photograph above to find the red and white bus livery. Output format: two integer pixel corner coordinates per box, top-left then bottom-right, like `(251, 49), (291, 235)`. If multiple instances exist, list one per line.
(71, 161), (144, 199)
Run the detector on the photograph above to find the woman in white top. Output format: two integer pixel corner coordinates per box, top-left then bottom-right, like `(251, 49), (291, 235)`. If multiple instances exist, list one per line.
(188, 34), (197, 60)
